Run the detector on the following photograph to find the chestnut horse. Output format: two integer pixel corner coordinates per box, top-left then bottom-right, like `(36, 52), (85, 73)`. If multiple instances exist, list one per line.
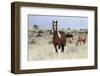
(52, 20), (66, 53)
(76, 33), (86, 46)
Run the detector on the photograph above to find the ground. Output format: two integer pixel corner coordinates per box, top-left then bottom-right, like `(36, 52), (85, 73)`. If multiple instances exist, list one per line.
(28, 29), (88, 61)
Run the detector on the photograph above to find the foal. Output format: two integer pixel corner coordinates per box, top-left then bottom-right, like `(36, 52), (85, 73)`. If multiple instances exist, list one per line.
(52, 20), (66, 53)
(76, 33), (86, 46)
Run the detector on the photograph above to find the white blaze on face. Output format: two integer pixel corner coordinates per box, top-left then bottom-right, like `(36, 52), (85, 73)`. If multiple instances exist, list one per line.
(58, 31), (61, 38)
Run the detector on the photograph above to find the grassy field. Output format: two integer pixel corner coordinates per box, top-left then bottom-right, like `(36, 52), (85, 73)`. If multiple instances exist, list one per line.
(28, 29), (88, 61)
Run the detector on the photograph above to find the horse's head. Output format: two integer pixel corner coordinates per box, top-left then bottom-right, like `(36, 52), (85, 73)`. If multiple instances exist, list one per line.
(52, 20), (58, 32)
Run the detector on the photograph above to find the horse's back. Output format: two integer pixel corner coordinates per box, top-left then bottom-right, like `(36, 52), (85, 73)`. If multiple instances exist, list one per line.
(66, 33), (73, 37)
(59, 31), (66, 46)
(59, 31), (66, 36)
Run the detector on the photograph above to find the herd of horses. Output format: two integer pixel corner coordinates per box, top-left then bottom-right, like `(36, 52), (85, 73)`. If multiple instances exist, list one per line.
(52, 20), (87, 53)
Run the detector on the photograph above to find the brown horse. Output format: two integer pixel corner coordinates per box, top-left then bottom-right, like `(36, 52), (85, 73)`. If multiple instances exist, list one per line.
(66, 33), (73, 43)
(52, 20), (66, 53)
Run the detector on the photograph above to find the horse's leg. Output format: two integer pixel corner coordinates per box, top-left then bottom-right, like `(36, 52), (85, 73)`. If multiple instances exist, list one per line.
(83, 39), (86, 44)
(58, 44), (61, 49)
(54, 44), (58, 53)
(72, 36), (73, 40)
(69, 38), (72, 43)
(61, 44), (64, 52)
(79, 41), (80, 45)
(82, 40), (84, 45)
(76, 40), (79, 46)
(80, 41), (81, 45)
(71, 37), (73, 43)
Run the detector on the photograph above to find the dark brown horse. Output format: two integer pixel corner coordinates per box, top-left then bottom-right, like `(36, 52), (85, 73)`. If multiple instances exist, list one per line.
(52, 20), (66, 53)
(66, 33), (73, 40)
(66, 33), (73, 43)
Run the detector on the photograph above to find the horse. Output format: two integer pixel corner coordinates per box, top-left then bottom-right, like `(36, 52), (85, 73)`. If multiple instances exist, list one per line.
(52, 20), (66, 53)
(76, 33), (86, 46)
(66, 33), (73, 39)
(66, 33), (73, 43)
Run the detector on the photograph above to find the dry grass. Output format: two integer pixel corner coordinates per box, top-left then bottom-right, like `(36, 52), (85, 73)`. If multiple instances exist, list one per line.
(28, 30), (88, 61)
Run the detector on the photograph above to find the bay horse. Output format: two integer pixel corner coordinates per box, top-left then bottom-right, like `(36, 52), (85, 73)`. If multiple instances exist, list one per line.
(52, 20), (66, 53)
(66, 33), (73, 43)
(66, 34), (73, 39)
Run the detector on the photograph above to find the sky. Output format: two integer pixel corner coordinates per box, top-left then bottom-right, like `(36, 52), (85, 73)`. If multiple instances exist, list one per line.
(28, 15), (88, 30)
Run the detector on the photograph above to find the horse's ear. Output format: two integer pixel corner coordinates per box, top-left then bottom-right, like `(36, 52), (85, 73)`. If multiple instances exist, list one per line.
(52, 20), (54, 26)
(53, 20), (54, 23)
(56, 21), (58, 24)
(55, 20), (58, 31)
(52, 21), (55, 31)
